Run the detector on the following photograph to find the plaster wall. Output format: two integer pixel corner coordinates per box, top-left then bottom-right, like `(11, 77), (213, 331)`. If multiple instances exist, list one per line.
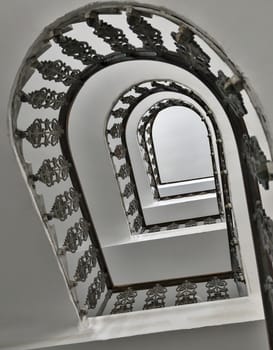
(38, 321), (269, 350)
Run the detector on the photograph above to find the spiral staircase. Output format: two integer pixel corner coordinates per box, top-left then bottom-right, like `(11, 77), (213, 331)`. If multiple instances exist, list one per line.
(1, 1), (273, 350)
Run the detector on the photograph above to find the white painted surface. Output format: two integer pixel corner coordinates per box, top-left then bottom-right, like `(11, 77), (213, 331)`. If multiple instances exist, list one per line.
(27, 298), (267, 350)
(103, 223), (231, 284)
(158, 177), (215, 197)
(33, 321), (269, 350)
(1, 0), (273, 349)
(142, 193), (218, 225)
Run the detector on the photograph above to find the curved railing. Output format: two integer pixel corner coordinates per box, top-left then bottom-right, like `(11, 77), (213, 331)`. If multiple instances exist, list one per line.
(106, 81), (225, 235)
(8, 2), (273, 344)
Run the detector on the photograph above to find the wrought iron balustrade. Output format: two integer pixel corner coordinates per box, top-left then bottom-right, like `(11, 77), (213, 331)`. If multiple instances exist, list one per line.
(243, 135), (273, 190)
(137, 98), (221, 202)
(106, 80), (232, 234)
(102, 273), (239, 316)
(9, 3), (273, 344)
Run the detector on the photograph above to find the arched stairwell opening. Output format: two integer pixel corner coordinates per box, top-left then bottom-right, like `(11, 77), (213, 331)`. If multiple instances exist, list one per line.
(137, 101), (218, 200)
(8, 1), (273, 348)
(106, 90), (224, 232)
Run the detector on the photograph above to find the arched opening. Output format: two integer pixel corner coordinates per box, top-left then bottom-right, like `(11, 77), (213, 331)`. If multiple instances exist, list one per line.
(152, 106), (214, 184)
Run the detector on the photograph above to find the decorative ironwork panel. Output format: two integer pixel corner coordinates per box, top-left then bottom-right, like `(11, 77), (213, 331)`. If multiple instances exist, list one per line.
(254, 201), (273, 266)
(19, 118), (63, 148)
(36, 60), (80, 86)
(107, 123), (124, 138)
(32, 155), (71, 186)
(138, 124), (146, 138)
(148, 225), (161, 233)
(172, 26), (210, 72)
(167, 222), (179, 230)
(175, 280), (198, 305)
(233, 266), (246, 284)
(147, 164), (153, 176)
(122, 182), (135, 198)
(146, 137), (152, 146)
(126, 199), (138, 216)
(216, 71), (247, 118)
(185, 219), (198, 227)
(111, 144), (126, 159)
(243, 135), (272, 190)
(116, 164), (131, 179)
(143, 152), (150, 163)
(63, 218), (90, 253)
(21, 88), (65, 110)
(112, 107), (127, 119)
(87, 13), (135, 53)
(54, 34), (103, 65)
(264, 276), (273, 309)
(74, 245), (98, 282)
(204, 217), (216, 225)
(228, 226), (245, 284)
(85, 271), (106, 309)
(48, 188), (81, 221)
(139, 136), (146, 149)
(111, 288), (137, 314)
(143, 284), (167, 310)
(121, 95), (137, 105)
(206, 277), (229, 301)
(133, 215), (143, 233)
(127, 10), (166, 52)
(135, 85), (150, 94)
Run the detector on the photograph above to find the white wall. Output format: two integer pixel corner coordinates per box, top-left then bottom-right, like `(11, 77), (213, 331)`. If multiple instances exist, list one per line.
(38, 321), (269, 350)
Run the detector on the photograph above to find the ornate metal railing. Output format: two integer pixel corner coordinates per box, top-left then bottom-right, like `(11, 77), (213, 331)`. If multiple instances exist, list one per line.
(107, 80), (223, 203)
(8, 2), (273, 344)
(101, 273), (242, 315)
(242, 135), (273, 344)
(137, 99), (218, 198)
(137, 99), (220, 201)
(106, 80), (226, 234)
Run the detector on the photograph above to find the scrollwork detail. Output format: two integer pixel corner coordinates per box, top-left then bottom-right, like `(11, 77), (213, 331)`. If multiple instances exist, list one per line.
(127, 10), (166, 52)
(111, 288), (137, 314)
(175, 280), (198, 305)
(172, 26), (210, 73)
(36, 60), (80, 85)
(143, 284), (167, 310)
(216, 71), (247, 118)
(85, 271), (106, 309)
(47, 188), (81, 221)
(21, 88), (65, 110)
(74, 245), (98, 282)
(32, 155), (71, 186)
(63, 218), (90, 253)
(18, 118), (63, 148)
(243, 135), (272, 190)
(206, 277), (229, 301)
(54, 34), (103, 65)
(87, 13), (135, 53)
